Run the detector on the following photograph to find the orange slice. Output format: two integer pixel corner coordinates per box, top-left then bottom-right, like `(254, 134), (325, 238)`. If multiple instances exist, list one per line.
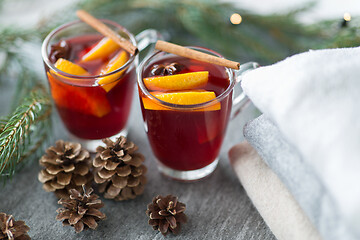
(143, 71), (208, 91)
(97, 51), (129, 92)
(142, 90), (221, 111)
(81, 37), (121, 62)
(49, 59), (111, 118)
(55, 58), (89, 76)
(47, 72), (111, 118)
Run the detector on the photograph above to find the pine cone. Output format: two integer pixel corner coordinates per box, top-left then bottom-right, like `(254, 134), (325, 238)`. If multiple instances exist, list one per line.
(0, 213), (30, 240)
(146, 195), (187, 235)
(56, 185), (106, 233)
(38, 140), (93, 199)
(93, 137), (147, 201)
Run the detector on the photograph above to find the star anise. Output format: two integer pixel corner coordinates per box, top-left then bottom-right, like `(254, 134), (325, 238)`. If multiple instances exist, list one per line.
(150, 62), (184, 76)
(49, 40), (71, 63)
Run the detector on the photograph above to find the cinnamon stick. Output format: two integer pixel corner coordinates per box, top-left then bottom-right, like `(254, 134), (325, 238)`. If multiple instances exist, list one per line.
(76, 10), (138, 55)
(155, 40), (240, 70)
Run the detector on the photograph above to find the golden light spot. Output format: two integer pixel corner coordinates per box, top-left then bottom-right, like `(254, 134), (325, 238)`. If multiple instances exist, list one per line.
(344, 12), (351, 22)
(230, 13), (242, 25)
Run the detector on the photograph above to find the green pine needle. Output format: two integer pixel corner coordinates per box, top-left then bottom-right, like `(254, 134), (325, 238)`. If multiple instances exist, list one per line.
(0, 86), (51, 178)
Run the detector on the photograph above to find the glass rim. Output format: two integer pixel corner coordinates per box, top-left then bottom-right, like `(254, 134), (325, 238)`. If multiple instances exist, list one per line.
(137, 46), (236, 110)
(41, 19), (138, 82)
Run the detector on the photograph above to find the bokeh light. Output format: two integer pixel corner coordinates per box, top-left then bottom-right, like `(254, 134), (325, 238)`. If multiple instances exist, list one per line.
(344, 12), (351, 21)
(230, 13), (242, 25)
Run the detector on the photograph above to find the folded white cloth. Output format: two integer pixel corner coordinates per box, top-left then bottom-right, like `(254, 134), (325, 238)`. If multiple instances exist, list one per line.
(244, 115), (354, 240)
(241, 47), (360, 236)
(229, 141), (322, 240)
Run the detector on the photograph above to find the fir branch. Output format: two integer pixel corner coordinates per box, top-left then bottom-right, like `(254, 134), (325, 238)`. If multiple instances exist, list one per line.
(17, 132), (47, 165)
(0, 27), (36, 75)
(0, 26), (42, 107)
(0, 119), (6, 132)
(0, 27), (35, 47)
(0, 86), (52, 178)
(0, 1), (52, 181)
(10, 67), (42, 111)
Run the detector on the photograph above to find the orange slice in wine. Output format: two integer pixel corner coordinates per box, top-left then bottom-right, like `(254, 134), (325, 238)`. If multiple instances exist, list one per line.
(142, 90), (221, 111)
(143, 71), (208, 91)
(55, 58), (89, 76)
(81, 37), (121, 62)
(49, 59), (111, 118)
(97, 51), (129, 92)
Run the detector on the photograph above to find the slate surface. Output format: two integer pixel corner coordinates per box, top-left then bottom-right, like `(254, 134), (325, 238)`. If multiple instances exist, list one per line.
(0, 85), (276, 239)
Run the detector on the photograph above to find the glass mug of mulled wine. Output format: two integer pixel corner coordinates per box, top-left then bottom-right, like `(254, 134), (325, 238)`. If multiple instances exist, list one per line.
(42, 19), (160, 151)
(137, 47), (259, 181)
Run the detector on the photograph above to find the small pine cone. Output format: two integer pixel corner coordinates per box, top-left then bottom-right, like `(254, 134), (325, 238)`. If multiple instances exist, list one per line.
(56, 185), (106, 233)
(0, 213), (30, 240)
(38, 140), (93, 199)
(146, 195), (187, 235)
(93, 137), (147, 201)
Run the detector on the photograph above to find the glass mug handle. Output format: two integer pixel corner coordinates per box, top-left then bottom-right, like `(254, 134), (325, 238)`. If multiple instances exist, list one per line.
(231, 62), (260, 119)
(135, 29), (164, 62)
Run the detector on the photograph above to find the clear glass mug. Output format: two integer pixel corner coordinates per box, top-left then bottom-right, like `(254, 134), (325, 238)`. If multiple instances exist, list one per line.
(41, 19), (160, 151)
(137, 47), (259, 181)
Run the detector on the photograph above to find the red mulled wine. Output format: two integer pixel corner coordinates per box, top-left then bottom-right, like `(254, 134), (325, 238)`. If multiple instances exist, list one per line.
(45, 34), (135, 140)
(139, 55), (232, 171)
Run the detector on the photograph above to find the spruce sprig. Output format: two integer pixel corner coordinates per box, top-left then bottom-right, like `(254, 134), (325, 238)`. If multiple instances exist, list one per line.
(0, 86), (51, 178)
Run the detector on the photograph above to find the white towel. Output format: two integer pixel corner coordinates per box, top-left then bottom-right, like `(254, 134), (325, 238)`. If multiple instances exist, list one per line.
(229, 141), (322, 240)
(241, 47), (360, 235)
(243, 115), (354, 240)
